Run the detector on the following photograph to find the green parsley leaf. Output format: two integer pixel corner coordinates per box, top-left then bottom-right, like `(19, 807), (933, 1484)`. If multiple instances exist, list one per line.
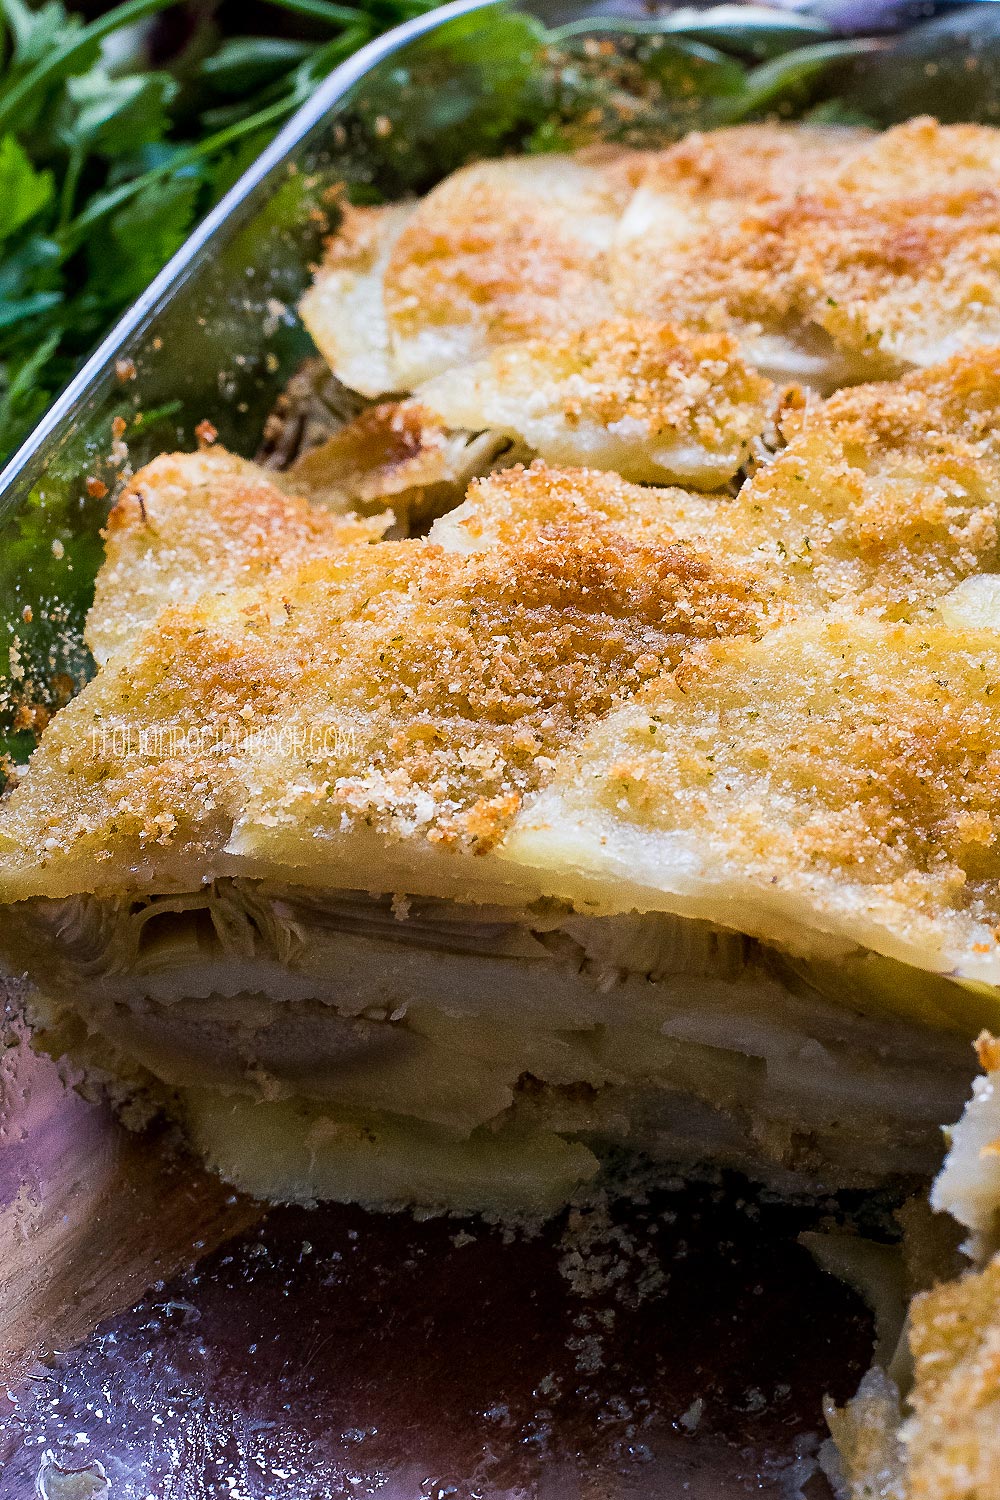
(59, 68), (179, 158)
(0, 134), (53, 244)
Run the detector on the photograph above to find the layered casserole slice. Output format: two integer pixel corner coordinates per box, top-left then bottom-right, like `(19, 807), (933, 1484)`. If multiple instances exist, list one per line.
(10, 118), (1000, 1221)
(5, 340), (1000, 1214)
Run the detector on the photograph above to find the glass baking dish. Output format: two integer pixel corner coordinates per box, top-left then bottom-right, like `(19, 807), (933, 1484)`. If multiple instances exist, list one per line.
(3, 1), (1000, 1493)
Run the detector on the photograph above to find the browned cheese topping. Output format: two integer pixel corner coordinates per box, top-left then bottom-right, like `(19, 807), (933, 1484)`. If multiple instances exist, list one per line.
(503, 615), (1000, 977)
(728, 350), (1000, 617)
(599, 622), (1000, 902)
(413, 318), (774, 487)
(611, 122), (873, 336)
(383, 153), (645, 386)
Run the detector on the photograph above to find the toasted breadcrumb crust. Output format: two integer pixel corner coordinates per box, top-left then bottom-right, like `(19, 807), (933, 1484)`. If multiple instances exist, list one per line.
(642, 122), (872, 210)
(301, 154), (645, 396)
(802, 190), (1000, 372)
(976, 1031), (1000, 1074)
(735, 350), (1000, 617)
(0, 465), (775, 899)
(414, 318), (773, 487)
(507, 617), (1000, 978)
(304, 120), (1000, 407)
(903, 1256), (1000, 1499)
(612, 119), (1000, 382)
(432, 352), (1000, 623)
(808, 120), (1000, 373)
(288, 319), (773, 510)
(55, 338), (1000, 918)
(829, 116), (1000, 199)
(85, 448), (385, 665)
(432, 461), (725, 554)
(625, 619), (1000, 907)
(382, 153), (645, 386)
(610, 123), (873, 377)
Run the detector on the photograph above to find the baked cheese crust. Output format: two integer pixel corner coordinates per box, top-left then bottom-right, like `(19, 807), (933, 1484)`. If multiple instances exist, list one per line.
(303, 153), (646, 397)
(611, 122), (873, 384)
(733, 350), (1000, 618)
(433, 351), (1000, 623)
(305, 120), (1000, 409)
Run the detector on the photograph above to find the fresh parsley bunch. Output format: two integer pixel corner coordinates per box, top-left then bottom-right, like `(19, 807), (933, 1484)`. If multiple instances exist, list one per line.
(0, 0), (435, 466)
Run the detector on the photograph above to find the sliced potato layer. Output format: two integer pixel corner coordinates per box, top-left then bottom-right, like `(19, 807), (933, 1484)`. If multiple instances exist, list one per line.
(505, 617), (1000, 982)
(415, 319), (772, 488)
(0, 466), (772, 901)
(612, 119), (1000, 386)
(86, 447), (384, 664)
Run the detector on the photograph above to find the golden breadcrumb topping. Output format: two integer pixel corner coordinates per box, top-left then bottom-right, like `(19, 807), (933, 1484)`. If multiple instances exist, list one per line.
(19, 122), (1000, 980)
(612, 119), (1000, 383)
(12, 119), (1000, 1485)
(801, 191), (1000, 371)
(0, 474), (774, 899)
(433, 353), (1000, 623)
(85, 448), (385, 665)
(663, 623), (1000, 889)
(414, 318), (773, 487)
(730, 350), (1000, 617)
(304, 121), (1000, 407)
(976, 1030), (1000, 1073)
(431, 460), (724, 554)
(382, 153), (644, 387)
(825, 115), (1000, 204)
(905, 1255), (1000, 1500)
(638, 122), (871, 210)
(610, 124), (872, 377)
(506, 617), (1000, 978)
(290, 318), (773, 511)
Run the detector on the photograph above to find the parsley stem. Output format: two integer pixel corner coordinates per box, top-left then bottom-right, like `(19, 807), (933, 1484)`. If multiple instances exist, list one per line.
(0, 0), (366, 137)
(258, 0), (364, 24)
(64, 96), (298, 241)
(0, 0), (178, 134)
(58, 143), (85, 233)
